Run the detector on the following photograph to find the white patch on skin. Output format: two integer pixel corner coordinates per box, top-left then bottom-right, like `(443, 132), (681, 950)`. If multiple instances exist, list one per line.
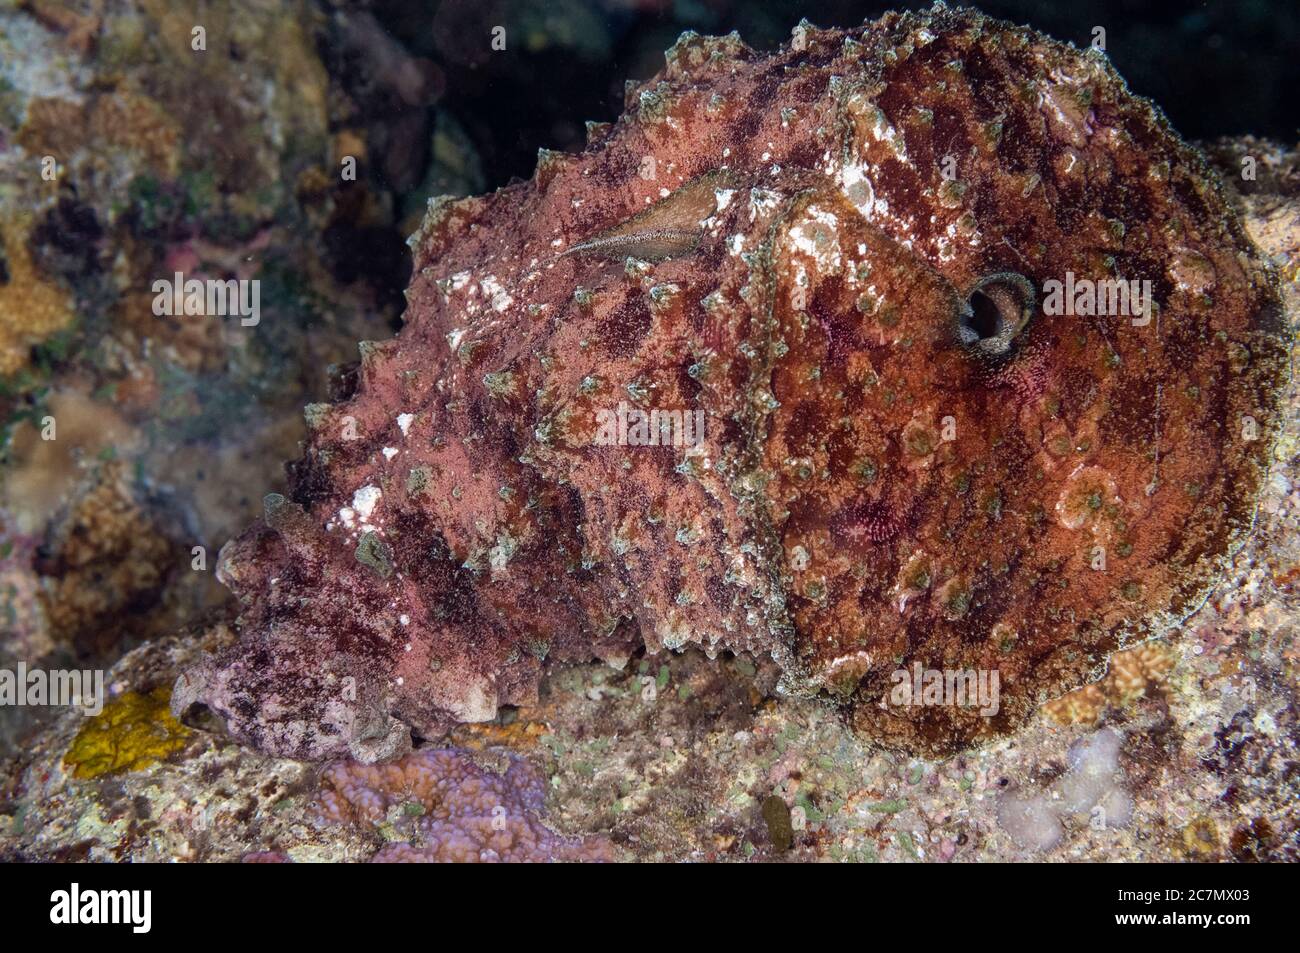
(701, 188), (737, 232)
(337, 507), (356, 529)
(400, 614), (410, 625)
(488, 532), (517, 573)
(480, 275), (513, 312)
(840, 160), (876, 217)
(353, 485), (382, 522)
(447, 327), (467, 351)
(869, 109), (908, 160)
(1055, 464), (1120, 530)
(788, 205), (843, 272)
(382, 447), (398, 461)
(397, 413), (415, 436)
(450, 677), (499, 722)
(822, 650), (872, 679)
(749, 188), (782, 221)
(1037, 79), (1091, 148)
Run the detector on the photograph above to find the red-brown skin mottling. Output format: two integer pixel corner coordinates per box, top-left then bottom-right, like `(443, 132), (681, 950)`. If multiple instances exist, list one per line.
(175, 6), (1286, 760)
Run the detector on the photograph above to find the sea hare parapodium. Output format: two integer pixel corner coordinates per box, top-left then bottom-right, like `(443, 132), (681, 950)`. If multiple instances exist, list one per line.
(173, 5), (1287, 759)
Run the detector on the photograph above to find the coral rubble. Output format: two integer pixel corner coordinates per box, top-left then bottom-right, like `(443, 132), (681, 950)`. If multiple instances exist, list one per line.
(313, 747), (617, 862)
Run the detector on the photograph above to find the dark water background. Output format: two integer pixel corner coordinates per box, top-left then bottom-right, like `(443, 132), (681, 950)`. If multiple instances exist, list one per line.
(369, 0), (1299, 191)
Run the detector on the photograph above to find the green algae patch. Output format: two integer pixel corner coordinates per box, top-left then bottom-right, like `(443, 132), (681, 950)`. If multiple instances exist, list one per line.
(355, 530), (394, 578)
(63, 687), (191, 780)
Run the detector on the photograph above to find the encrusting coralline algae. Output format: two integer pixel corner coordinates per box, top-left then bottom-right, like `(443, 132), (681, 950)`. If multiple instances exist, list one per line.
(311, 747), (617, 862)
(172, 4), (1288, 761)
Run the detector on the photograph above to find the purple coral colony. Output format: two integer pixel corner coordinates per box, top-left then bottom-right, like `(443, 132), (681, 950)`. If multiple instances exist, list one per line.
(0, 0), (1295, 876)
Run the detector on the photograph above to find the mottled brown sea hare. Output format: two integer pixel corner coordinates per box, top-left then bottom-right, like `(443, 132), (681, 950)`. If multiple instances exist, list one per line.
(173, 5), (1287, 760)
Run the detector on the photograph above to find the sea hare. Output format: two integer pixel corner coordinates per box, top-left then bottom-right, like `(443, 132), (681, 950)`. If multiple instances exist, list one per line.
(173, 5), (1287, 760)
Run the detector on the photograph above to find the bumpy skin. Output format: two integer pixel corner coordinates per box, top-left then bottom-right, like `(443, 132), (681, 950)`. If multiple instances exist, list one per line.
(175, 5), (1287, 759)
